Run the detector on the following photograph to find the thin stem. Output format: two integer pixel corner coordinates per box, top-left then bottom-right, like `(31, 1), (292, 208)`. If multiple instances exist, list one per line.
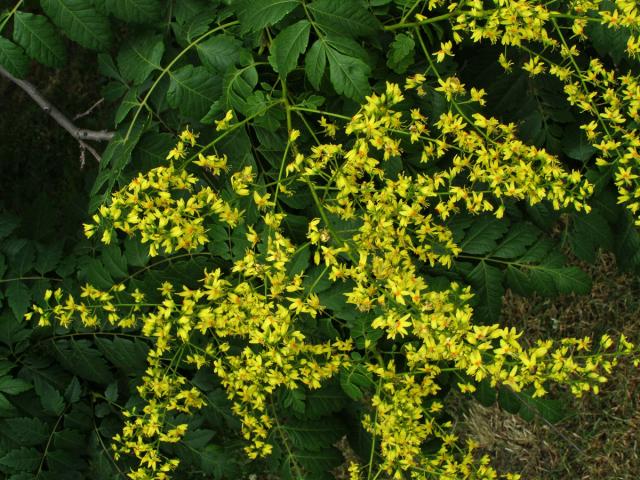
(0, 0), (24, 34)
(384, 11), (457, 31)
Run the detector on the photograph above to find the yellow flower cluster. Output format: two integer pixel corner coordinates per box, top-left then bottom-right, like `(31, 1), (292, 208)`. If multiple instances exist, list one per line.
(545, 55), (640, 225)
(113, 353), (204, 480)
(29, 73), (640, 479)
(411, 1), (640, 224)
(285, 82), (635, 477)
(85, 147), (240, 256)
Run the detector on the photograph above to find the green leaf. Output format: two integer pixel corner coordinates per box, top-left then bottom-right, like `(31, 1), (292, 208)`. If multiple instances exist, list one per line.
(544, 266), (591, 295)
(64, 377), (82, 403)
(569, 211), (614, 263)
(167, 65), (220, 119)
(505, 265), (531, 296)
(234, 0), (300, 32)
(339, 364), (373, 401)
(0, 392), (16, 412)
(305, 381), (348, 419)
(55, 340), (114, 385)
(561, 124), (596, 162)
(492, 223), (540, 259)
(615, 211), (640, 272)
(0, 448), (40, 473)
(117, 34), (164, 85)
(124, 237), (149, 267)
(282, 418), (344, 451)
(517, 391), (566, 423)
(287, 247), (310, 278)
(13, 12), (66, 67)
(0, 37), (29, 78)
(104, 382), (118, 402)
(8, 473), (36, 480)
(323, 38), (370, 101)
(460, 215), (509, 255)
(33, 376), (64, 415)
(101, 245), (128, 279)
(221, 64), (258, 115)
(95, 336), (149, 374)
(0, 376), (32, 395)
(0, 360), (14, 377)
(305, 40), (326, 90)
(201, 444), (239, 479)
(133, 132), (176, 167)
(5, 281), (31, 321)
(80, 259), (113, 290)
(0, 213), (20, 239)
(173, 0), (212, 25)
(41, 0), (112, 51)
(34, 242), (64, 275)
(269, 20), (310, 77)
(2, 418), (49, 445)
(288, 446), (343, 478)
(114, 88), (140, 125)
(307, 0), (380, 37)
(585, 2), (630, 64)
(467, 260), (504, 323)
(507, 244), (592, 297)
(95, 0), (162, 23)
(7, 240), (35, 276)
(183, 429), (215, 449)
(497, 386), (520, 414)
(474, 379), (496, 407)
(386, 33), (414, 74)
(181, 13), (216, 43)
(197, 35), (250, 73)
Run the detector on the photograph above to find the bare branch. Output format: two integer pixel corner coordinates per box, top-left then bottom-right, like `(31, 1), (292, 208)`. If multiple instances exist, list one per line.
(0, 65), (114, 142)
(74, 97), (104, 121)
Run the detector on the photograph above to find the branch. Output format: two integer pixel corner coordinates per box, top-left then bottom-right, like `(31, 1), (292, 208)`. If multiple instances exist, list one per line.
(0, 65), (114, 142)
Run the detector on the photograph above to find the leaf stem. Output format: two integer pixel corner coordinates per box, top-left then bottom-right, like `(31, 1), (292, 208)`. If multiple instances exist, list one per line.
(0, 0), (23, 34)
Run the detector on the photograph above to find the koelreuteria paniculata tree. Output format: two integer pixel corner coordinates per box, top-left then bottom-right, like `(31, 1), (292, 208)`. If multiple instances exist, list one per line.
(1, 0), (639, 479)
